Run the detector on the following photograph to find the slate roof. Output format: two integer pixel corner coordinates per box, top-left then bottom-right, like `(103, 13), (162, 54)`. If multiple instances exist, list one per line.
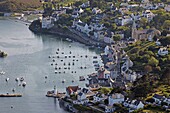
(78, 92), (83, 96)
(153, 94), (163, 99)
(82, 88), (89, 93)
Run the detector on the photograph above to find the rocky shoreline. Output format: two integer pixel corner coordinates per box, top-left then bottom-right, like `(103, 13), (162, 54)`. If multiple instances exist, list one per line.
(29, 20), (107, 48)
(0, 50), (7, 58)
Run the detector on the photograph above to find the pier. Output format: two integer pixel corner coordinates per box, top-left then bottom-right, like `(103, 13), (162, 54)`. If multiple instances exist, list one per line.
(0, 94), (22, 97)
(46, 93), (66, 98)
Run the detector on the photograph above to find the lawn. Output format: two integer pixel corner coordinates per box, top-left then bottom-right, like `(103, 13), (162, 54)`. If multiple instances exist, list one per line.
(154, 85), (170, 97)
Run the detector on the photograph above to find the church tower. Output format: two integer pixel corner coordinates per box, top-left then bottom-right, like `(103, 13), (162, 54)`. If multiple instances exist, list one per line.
(131, 20), (137, 39)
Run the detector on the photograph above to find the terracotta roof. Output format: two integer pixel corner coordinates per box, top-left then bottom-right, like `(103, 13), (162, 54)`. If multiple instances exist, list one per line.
(66, 86), (79, 95)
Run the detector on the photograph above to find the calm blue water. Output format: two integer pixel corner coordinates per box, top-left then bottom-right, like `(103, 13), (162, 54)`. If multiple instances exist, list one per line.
(0, 18), (103, 113)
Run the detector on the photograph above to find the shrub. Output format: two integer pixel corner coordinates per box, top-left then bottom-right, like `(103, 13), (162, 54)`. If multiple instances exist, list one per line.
(130, 47), (140, 54)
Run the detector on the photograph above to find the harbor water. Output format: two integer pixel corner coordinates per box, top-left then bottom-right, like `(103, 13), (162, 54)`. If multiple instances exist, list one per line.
(0, 18), (103, 113)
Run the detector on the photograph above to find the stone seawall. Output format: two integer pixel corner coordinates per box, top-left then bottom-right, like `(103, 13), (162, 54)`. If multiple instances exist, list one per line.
(29, 21), (106, 48)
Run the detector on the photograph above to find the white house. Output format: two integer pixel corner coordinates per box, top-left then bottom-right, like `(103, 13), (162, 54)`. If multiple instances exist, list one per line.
(120, 3), (129, 7)
(75, 21), (86, 32)
(121, 56), (133, 73)
(81, 1), (90, 8)
(73, 8), (84, 14)
(165, 5), (170, 12)
(4, 13), (12, 17)
(124, 71), (137, 82)
(108, 93), (124, 106)
(105, 106), (115, 113)
(163, 97), (170, 105)
(128, 4), (139, 9)
(142, 10), (155, 21)
(155, 39), (161, 46)
(84, 24), (93, 35)
(128, 38), (137, 44)
(130, 100), (144, 111)
(104, 36), (114, 44)
(92, 8), (102, 14)
(77, 92), (86, 101)
(72, 12), (79, 18)
(41, 17), (54, 29)
(93, 93), (107, 103)
(104, 45), (110, 55)
(117, 16), (133, 26)
(119, 8), (129, 15)
(152, 94), (164, 104)
(94, 30), (105, 40)
(123, 100), (144, 112)
(148, 34), (153, 41)
(93, 24), (104, 31)
(158, 47), (169, 56)
(73, 90), (89, 105)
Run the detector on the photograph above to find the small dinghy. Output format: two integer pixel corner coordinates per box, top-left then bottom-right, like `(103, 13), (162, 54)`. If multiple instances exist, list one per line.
(62, 79), (65, 83)
(6, 78), (9, 82)
(20, 77), (24, 82)
(15, 78), (19, 82)
(22, 82), (26, 87)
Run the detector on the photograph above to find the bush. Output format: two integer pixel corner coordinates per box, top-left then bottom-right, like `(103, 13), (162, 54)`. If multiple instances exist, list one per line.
(144, 65), (153, 73)
(148, 56), (159, 67)
(129, 47), (140, 54)
(63, 26), (68, 30)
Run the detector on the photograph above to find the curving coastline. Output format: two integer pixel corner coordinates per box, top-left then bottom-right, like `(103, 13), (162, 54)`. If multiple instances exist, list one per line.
(29, 20), (107, 48)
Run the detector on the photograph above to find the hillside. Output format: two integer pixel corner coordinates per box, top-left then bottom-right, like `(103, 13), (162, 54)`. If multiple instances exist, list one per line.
(0, 0), (41, 12)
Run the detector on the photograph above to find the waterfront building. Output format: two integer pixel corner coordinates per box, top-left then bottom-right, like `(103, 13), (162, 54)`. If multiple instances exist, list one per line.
(108, 93), (124, 106)
(41, 17), (54, 29)
(123, 100), (144, 112)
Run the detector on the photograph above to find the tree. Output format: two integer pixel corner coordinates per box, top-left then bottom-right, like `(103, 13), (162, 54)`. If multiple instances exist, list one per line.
(140, 17), (148, 28)
(110, 23), (117, 31)
(148, 56), (159, 67)
(57, 4), (60, 10)
(104, 99), (108, 105)
(163, 20), (170, 30)
(74, 1), (83, 7)
(161, 68), (170, 85)
(112, 35), (121, 41)
(89, 31), (94, 36)
(144, 65), (153, 73)
(104, 22), (110, 28)
(161, 30), (170, 36)
(160, 36), (170, 46)
(132, 81), (154, 98)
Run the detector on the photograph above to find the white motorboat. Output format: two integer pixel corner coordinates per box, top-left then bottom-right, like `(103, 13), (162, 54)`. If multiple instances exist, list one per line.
(62, 79), (65, 83)
(15, 78), (19, 82)
(5, 78), (9, 82)
(22, 82), (26, 87)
